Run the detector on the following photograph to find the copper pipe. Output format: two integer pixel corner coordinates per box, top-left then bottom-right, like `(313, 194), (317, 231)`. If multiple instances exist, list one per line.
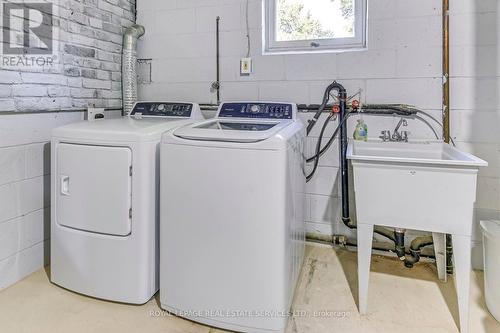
(443, 0), (454, 276)
(210, 17), (221, 104)
(442, 0), (450, 142)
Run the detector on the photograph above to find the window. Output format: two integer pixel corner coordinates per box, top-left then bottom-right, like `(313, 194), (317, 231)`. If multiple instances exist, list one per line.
(263, 0), (367, 54)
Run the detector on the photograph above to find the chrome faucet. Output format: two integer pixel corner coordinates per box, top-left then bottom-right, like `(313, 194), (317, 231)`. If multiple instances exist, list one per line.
(379, 118), (410, 142)
(392, 118), (408, 141)
(379, 130), (391, 142)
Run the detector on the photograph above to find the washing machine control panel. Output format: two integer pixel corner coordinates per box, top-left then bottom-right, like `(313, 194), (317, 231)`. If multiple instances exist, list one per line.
(131, 102), (193, 118)
(218, 103), (293, 119)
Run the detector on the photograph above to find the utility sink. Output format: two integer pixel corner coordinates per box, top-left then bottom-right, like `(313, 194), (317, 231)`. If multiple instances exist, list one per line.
(347, 139), (487, 236)
(348, 140), (487, 167)
(347, 139), (487, 333)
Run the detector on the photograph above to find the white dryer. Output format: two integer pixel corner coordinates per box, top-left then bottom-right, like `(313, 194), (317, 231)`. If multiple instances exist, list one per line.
(51, 102), (202, 304)
(160, 102), (306, 332)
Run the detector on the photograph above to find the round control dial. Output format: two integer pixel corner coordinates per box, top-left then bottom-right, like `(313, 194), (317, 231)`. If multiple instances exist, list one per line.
(250, 104), (260, 113)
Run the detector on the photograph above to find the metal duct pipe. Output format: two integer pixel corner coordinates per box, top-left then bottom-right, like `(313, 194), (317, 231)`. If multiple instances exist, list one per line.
(122, 24), (145, 116)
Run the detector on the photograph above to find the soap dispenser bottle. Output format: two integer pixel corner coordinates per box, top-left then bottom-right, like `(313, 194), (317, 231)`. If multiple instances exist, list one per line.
(353, 119), (368, 141)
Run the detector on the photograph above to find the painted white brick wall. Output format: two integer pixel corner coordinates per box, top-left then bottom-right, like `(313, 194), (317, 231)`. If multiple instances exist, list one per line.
(137, 0), (500, 268)
(0, 0), (136, 112)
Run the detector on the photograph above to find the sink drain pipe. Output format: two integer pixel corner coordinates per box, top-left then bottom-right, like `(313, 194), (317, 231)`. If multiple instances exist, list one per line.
(306, 81), (349, 227)
(305, 82), (352, 229)
(394, 229), (435, 267)
(394, 229), (406, 259)
(405, 236), (435, 268)
(307, 81), (348, 229)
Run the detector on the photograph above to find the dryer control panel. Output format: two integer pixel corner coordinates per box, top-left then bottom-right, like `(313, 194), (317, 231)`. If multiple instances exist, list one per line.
(218, 102), (294, 119)
(131, 102), (193, 118)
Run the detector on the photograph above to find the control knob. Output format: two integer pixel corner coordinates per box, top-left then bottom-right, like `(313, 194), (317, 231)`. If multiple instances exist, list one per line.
(250, 104), (260, 113)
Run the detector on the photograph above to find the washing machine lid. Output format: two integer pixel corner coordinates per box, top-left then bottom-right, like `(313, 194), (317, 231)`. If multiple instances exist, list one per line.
(173, 119), (293, 143)
(53, 117), (195, 142)
(53, 102), (202, 143)
(173, 102), (297, 143)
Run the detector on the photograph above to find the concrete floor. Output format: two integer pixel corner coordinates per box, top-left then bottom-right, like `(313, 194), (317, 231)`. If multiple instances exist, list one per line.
(0, 243), (499, 333)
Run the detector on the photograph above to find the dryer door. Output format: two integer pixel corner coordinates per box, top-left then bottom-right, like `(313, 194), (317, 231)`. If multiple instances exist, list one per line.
(56, 143), (132, 236)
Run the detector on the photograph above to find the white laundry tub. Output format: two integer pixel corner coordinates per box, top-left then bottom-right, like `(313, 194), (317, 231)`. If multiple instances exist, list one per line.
(347, 140), (487, 333)
(348, 140), (486, 235)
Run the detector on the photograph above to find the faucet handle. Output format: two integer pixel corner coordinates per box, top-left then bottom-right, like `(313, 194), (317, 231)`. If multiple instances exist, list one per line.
(379, 130), (391, 142)
(401, 130), (410, 142)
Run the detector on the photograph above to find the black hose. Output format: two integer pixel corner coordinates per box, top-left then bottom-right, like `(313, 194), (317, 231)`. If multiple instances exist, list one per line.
(306, 81), (346, 135)
(299, 104), (419, 117)
(358, 104), (418, 115)
(306, 112), (412, 164)
(306, 112), (349, 166)
(305, 105), (417, 163)
(306, 117), (340, 163)
(306, 113), (334, 182)
(305, 82), (395, 245)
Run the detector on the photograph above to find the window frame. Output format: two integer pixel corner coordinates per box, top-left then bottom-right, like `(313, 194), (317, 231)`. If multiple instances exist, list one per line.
(263, 0), (367, 54)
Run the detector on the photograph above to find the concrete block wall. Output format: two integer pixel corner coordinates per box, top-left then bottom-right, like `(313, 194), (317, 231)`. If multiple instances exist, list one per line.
(137, 0), (500, 268)
(0, 144), (50, 288)
(449, 1), (500, 269)
(0, 0), (135, 290)
(136, 0), (442, 235)
(0, 0), (493, 291)
(0, 112), (83, 289)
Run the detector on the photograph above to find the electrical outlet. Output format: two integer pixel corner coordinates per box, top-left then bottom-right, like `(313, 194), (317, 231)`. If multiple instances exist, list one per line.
(87, 107), (105, 121)
(240, 57), (252, 75)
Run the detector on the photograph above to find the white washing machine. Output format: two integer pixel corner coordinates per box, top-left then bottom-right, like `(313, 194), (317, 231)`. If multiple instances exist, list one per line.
(51, 102), (202, 304)
(160, 102), (306, 332)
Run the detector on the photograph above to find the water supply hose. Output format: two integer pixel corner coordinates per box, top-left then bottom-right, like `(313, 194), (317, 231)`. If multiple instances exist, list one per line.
(304, 83), (440, 268)
(306, 81), (347, 135)
(306, 112), (348, 182)
(305, 81), (351, 229)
